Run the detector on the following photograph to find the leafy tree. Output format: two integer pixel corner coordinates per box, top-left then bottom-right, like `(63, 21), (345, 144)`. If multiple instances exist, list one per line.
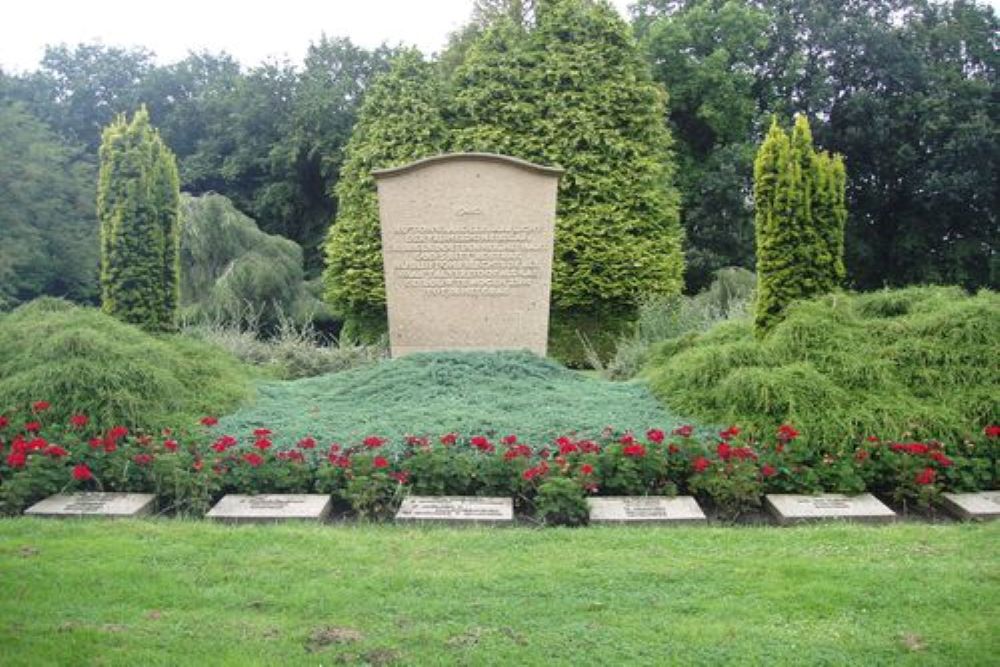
(0, 103), (98, 307)
(754, 116), (846, 334)
(97, 107), (181, 331)
(322, 49), (449, 339)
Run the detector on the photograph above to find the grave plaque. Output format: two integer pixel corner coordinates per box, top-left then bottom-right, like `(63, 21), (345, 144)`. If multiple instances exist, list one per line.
(588, 496), (707, 524)
(395, 496), (513, 524)
(765, 493), (896, 524)
(940, 491), (1000, 520)
(374, 153), (562, 357)
(24, 493), (156, 518)
(206, 494), (332, 523)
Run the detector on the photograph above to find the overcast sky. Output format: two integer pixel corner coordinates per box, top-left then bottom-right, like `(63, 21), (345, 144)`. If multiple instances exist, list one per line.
(0, 0), (635, 73)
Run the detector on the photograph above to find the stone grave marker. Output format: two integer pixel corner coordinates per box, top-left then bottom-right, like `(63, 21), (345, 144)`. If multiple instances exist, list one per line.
(374, 153), (562, 357)
(765, 493), (896, 524)
(940, 491), (1000, 520)
(588, 496), (707, 524)
(24, 492), (156, 518)
(206, 494), (332, 523)
(395, 496), (513, 524)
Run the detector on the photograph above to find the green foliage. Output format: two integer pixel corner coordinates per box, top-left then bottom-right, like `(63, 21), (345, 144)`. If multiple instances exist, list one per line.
(322, 49), (448, 333)
(98, 107), (181, 332)
(0, 103), (98, 306)
(754, 116), (846, 334)
(450, 0), (684, 310)
(218, 350), (690, 448)
(642, 286), (1000, 452)
(533, 477), (589, 526)
(0, 298), (255, 431)
(178, 193), (324, 327)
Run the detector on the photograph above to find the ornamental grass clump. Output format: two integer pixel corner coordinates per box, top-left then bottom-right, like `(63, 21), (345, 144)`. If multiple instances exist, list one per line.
(642, 286), (1000, 452)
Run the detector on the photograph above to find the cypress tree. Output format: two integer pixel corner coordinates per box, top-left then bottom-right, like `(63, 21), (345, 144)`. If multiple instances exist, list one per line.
(321, 49), (448, 340)
(754, 115), (846, 335)
(98, 106), (180, 332)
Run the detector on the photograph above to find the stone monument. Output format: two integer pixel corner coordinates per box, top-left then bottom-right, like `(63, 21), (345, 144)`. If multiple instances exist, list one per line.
(374, 153), (562, 357)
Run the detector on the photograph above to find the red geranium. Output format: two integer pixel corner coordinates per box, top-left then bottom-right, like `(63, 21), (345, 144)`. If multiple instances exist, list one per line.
(254, 438), (272, 451)
(163, 439), (179, 452)
(646, 428), (665, 444)
(719, 426), (741, 441)
(619, 433), (637, 446)
(440, 432), (458, 446)
(930, 451), (953, 467)
(776, 424), (800, 442)
(915, 467), (936, 485)
(672, 425), (693, 438)
(0, 415), (8, 429)
(108, 426), (129, 441)
(297, 436), (317, 449)
(253, 428), (272, 438)
(389, 471), (410, 484)
(363, 436), (386, 449)
(373, 456), (389, 469)
(470, 436), (494, 453)
(32, 401), (51, 413)
(501, 434), (518, 445)
(761, 464), (777, 478)
(692, 456), (711, 473)
(43, 445), (69, 458)
(69, 414), (89, 429)
(243, 452), (264, 467)
(24, 421), (41, 433)
(72, 464), (93, 481)
(984, 425), (1000, 439)
(622, 443), (646, 458)
(6, 452), (27, 468)
(200, 416), (219, 427)
(133, 454), (154, 466)
(580, 463), (594, 476)
(504, 444), (532, 461)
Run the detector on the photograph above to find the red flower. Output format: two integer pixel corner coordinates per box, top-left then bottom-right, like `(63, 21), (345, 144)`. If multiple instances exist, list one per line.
(200, 416), (219, 427)
(558, 440), (579, 455)
(580, 463), (594, 476)
(866, 435), (880, 443)
(719, 426), (741, 441)
(915, 467), (936, 485)
(72, 464), (93, 481)
(43, 445), (69, 458)
(69, 414), (89, 429)
(761, 464), (777, 478)
(212, 435), (237, 453)
(6, 452), (27, 468)
(277, 450), (305, 463)
(389, 471), (410, 484)
(776, 424), (800, 442)
(133, 454), (154, 466)
(692, 456), (711, 473)
(297, 436), (317, 450)
(405, 435), (429, 447)
(0, 415), (8, 429)
(984, 425), (1000, 439)
(622, 443), (646, 458)
(32, 401), (51, 413)
(501, 434), (518, 445)
(193, 459), (204, 472)
(470, 436), (494, 453)
(254, 438), (272, 451)
(672, 425), (693, 438)
(522, 462), (549, 481)
(646, 428), (665, 444)
(88, 437), (104, 449)
(103, 440), (117, 454)
(930, 451), (953, 467)
(243, 452), (264, 467)
(363, 436), (385, 449)
(855, 450), (870, 462)
(891, 442), (929, 456)
(440, 432), (458, 446)
(108, 426), (129, 441)
(717, 442), (732, 461)
(619, 433), (637, 446)
(503, 444), (533, 461)
(668, 444), (680, 455)
(253, 428), (272, 438)
(24, 421), (41, 433)
(373, 456), (389, 469)
(163, 439), (179, 452)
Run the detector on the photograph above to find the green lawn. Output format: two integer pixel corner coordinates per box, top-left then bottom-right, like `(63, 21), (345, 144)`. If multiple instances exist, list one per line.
(1, 520), (997, 666)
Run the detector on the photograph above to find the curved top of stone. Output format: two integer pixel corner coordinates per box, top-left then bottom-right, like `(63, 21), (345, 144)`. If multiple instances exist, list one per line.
(372, 152), (564, 179)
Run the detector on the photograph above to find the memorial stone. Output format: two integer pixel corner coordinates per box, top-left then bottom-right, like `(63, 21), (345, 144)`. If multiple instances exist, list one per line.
(206, 494), (332, 523)
(25, 492), (156, 518)
(765, 493), (896, 524)
(940, 491), (1000, 520)
(374, 153), (562, 357)
(588, 496), (707, 524)
(395, 496), (513, 524)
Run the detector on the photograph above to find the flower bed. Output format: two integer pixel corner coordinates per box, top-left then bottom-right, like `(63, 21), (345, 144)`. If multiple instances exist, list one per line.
(1, 401), (997, 523)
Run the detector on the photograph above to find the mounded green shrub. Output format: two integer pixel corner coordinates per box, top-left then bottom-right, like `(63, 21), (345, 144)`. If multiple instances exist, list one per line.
(0, 298), (256, 430)
(642, 287), (1000, 451)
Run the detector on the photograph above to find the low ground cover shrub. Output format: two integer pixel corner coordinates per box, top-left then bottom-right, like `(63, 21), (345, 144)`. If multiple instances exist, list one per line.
(642, 286), (999, 452)
(1, 401), (995, 520)
(0, 299), (257, 431)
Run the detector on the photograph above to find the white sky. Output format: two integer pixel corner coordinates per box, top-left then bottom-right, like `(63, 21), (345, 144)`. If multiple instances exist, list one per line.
(0, 0), (635, 73)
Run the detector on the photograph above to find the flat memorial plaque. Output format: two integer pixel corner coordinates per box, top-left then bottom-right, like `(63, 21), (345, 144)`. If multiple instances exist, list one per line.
(206, 494), (332, 523)
(765, 493), (896, 524)
(588, 496), (707, 524)
(941, 491), (1000, 520)
(396, 496), (513, 524)
(25, 492), (156, 518)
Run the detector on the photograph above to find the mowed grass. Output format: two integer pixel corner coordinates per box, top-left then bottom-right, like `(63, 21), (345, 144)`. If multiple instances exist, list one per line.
(1, 520), (997, 666)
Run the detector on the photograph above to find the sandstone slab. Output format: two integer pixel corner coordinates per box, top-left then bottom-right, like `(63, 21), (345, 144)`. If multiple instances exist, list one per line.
(765, 493), (896, 524)
(374, 153), (562, 357)
(395, 496), (513, 524)
(940, 491), (1000, 520)
(206, 494), (332, 523)
(588, 496), (707, 524)
(24, 492), (156, 518)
